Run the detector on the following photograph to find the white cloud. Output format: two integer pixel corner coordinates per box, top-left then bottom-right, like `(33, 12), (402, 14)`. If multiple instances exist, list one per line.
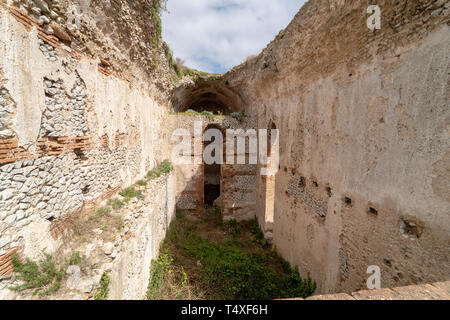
(161, 0), (306, 73)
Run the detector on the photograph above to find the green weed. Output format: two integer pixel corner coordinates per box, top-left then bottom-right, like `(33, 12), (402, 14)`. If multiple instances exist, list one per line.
(184, 235), (316, 299)
(10, 253), (64, 297)
(107, 198), (125, 210)
(137, 180), (148, 187)
(147, 160), (173, 179)
(159, 213), (317, 300)
(69, 251), (83, 266)
(119, 187), (144, 202)
(90, 206), (111, 220)
(147, 248), (173, 299)
(94, 273), (111, 300)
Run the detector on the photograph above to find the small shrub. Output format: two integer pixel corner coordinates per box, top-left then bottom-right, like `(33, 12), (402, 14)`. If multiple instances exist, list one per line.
(250, 217), (265, 241)
(151, 7), (162, 46)
(159, 160), (173, 174)
(137, 180), (147, 187)
(225, 219), (240, 238)
(147, 170), (160, 179)
(276, 29), (285, 40)
(204, 204), (222, 226)
(183, 68), (196, 77)
(173, 63), (182, 77)
(147, 246), (195, 300)
(147, 248), (173, 299)
(250, 218), (271, 249)
(119, 187), (143, 202)
(10, 253), (64, 297)
(152, 51), (158, 69)
(280, 267), (317, 298)
(69, 252), (83, 266)
(94, 273), (111, 300)
(108, 198), (125, 210)
(90, 206), (111, 220)
(200, 111), (214, 120)
(115, 216), (124, 231)
(147, 160), (173, 179)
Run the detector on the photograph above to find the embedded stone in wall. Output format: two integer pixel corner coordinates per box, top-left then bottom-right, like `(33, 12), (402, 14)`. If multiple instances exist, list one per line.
(12, 0), (63, 34)
(229, 191), (255, 204)
(40, 75), (88, 138)
(176, 194), (198, 210)
(0, 87), (17, 139)
(38, 38), (57, 62)
(0, 153), (90, 257)
(234, 175), (257, 190)
(287, 175), (328, 219)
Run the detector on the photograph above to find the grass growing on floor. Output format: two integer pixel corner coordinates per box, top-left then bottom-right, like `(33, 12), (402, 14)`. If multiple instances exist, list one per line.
(147, 247), (200, 300)
(10, 253), (64, 297)
(149, 208), (316, 300)
(94, 273), (111, 300)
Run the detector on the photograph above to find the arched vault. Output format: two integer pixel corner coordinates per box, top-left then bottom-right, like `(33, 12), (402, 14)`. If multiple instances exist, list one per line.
(169, 79), (245, 114)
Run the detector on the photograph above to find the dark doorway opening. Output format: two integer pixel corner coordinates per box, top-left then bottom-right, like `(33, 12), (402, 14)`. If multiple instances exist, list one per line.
(204, 183), (220, 206)
(203, 124), (223, 207)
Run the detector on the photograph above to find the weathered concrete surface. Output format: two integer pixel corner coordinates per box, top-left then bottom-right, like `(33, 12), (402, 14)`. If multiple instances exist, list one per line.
(109, 173), (176, 300)
(313, 281), (450, 300)
(222, 0), (450, 294)
(0, 1), (174, 298)
(285, 281), (450, 300)
(1, 0), (449, 300)
(166, 115), (258, 221)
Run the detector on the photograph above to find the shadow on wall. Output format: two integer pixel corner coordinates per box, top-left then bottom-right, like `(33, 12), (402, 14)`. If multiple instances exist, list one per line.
(170, 80), (245, 114)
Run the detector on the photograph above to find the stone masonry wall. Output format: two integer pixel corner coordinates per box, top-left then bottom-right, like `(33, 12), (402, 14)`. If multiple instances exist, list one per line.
(0, 2), (171, 296)
(167, 115), (258, 220)
(5, 0), (178, 100)
(109, 173), (176, 300)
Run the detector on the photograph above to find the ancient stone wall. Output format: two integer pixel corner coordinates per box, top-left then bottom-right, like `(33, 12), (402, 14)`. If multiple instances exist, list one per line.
(1, 0), (448, 300)
(0, 1), (173, 297)
(5, 0), (178, 100)
(109, 173), (176, 300)
(167, 115), (258, 221)
(224, 0), (450, 294)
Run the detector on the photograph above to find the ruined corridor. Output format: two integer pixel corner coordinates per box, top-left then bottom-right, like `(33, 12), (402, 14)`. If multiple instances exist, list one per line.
(0, 0), (449, 301)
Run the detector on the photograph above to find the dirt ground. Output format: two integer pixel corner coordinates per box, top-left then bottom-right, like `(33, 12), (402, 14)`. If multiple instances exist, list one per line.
(156, 206), (311, 300)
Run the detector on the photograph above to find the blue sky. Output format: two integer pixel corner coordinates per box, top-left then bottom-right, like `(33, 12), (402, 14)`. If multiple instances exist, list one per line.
(161, 0), (306, 74)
